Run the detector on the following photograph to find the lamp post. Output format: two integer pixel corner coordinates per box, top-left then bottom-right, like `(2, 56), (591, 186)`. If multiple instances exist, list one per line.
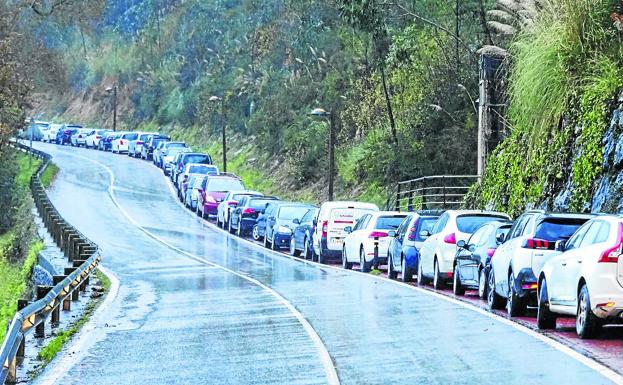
(210, 95), (227, 172)
(105, 85), (118, 132)
(310, 108), (335, 201)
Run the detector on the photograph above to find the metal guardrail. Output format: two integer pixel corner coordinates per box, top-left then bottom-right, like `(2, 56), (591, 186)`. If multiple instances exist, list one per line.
(0, 143), (101, 384)
(392, 175), (480, 212)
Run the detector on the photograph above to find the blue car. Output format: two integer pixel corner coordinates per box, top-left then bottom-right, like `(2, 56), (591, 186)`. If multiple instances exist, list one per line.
(290, 208), (319, 259)
(387, 211), (441, 282)
(253, 201), (280, 241)
(264, 202), (315, 251)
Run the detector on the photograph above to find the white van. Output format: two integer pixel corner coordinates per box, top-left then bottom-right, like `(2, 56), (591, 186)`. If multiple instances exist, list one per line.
(312, 201), (379, 263)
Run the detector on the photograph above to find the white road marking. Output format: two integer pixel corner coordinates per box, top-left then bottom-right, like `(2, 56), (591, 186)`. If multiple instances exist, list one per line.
(57, 150), (340, 385)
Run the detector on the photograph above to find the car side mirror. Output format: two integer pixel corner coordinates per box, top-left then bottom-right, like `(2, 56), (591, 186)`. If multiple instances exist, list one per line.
(457, 240), (467, 249)
(344, 226), (353, 234)
(388, 230), (397, 238)
(292, 218), (300, 225)
(555, 240), (566, 252)
(420, 230), (431, 238)
(496, 232), (506, 244)
(269, 216), (275, 221)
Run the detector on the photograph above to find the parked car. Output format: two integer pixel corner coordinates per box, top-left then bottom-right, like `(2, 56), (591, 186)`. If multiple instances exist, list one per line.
(264, 203), (316, 251)
(419, 210), (510, 290)
(183, 175), (204, 210)
(162, 147), (192, 175)
(452, 220), (512, 298)
(142, 134), (171, 160)
(342, 211), (408, 272)
(155, 141), (186, 167)
(99, 131), (119, 151)
(42, 123), (62, 143)
(32, 121), (50, 141)
(172, 153), (213, 185)
(128, 132), (158, 158)
(176, 163), (219, 195)
(112, 132), (138, 154)
(312, 201), (380, 264)
(217, 190), (263, 229)
(85, 130), (108, 149)
(537, 215), (623, 338)
(290, 208), (320, 259)
(230, 196), (280, 237)
(387, 211), (442, 282)
(55, 124), (82, 145)
(71, 128), (95, 147)
(488, 210), (593, 316)
(196, 174), (245, 219)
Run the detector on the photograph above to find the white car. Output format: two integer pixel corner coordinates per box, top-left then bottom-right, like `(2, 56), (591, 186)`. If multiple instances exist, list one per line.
(312, 201), (379, 264)
(216, 190), (263, 229)
(85, 130), (108, 149)
(112, 132), (137, 154)
(419, 210), (510, 290)
(176, 163), (219, 194)
(71, 128), (95, 147)
(537, 215), (623, 338)
(488, 210), (592, 316)
(342, 211), (408, 272)
(43, 124), (63, 143)
(128, 132), (158, 157)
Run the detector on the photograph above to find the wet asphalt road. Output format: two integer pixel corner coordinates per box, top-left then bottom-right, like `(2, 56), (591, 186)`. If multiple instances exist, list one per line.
(29, 142), (621, 385)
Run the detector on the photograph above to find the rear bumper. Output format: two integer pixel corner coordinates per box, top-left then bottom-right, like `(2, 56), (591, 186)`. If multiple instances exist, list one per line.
(320, 238), (342, 260)
(514, 268), (538, 299)
(240, 218), (256, 231)
(273, 233), (291, 249)
(202, 203), (219, 215)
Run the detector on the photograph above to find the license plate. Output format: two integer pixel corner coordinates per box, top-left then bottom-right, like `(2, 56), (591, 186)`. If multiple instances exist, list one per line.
(330, 238), (343, 246)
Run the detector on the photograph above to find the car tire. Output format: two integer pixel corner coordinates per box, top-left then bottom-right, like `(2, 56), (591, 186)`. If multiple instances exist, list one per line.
(487, 271), (506, 310)
(317, 249), (325, 264)
(387, 253), (397, 279)
(264, 234), (270, 248)
(290, 238), (301, 257)
(432, 259), (445, 290)
(302, 238), (309, 260)
(270, 235), (277, 250)
(360, 248), (371, 273)
(252, 225), (260, 241)
(228, 220), (234, 234)
(507, 272), (526, 317)
(452, 264), (465, 295)
(478, 268), (487, 299)
(236, 222), (243, 237)
(576, 284), (602, 339)
(537, 279), (557, 330)
(342, 247), (353, 269)
(401, 256), (414, 283)
(418, 259), (430, 286)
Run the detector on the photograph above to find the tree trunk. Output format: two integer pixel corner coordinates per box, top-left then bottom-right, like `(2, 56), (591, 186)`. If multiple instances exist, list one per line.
(379, 63), (398, 144)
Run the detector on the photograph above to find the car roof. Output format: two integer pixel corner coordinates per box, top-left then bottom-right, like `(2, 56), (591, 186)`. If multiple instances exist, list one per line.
(320, 201), (380, 209)
(523, 210), (594, 220)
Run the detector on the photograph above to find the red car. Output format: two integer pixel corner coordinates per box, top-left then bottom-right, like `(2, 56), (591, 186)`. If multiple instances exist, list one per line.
(196, 174), (246, 219)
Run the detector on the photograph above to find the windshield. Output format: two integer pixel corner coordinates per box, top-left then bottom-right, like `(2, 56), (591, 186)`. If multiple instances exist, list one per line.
(374, 215), (407, 230)
(535, 218), (589, 241)
(278, 206), (311, 220)
(125, 133), (138, 140)
(456, 215), (508, 234)
(167, 142), (186, 148)
(189, 165), (217, 174)
(206, 178), (244, 192)
(184, 154), (211, 164)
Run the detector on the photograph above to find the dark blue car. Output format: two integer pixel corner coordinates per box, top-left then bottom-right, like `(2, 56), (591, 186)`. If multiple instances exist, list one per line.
(230, 196), (279, 237)
(387, 212), (441, 282)
(290, 208), (319, 259)
(99, 132), (118, 151)
(254, 201), (281, 241)
(264, 202), (315, 251)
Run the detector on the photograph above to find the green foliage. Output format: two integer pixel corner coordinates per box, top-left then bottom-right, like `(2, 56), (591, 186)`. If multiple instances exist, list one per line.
(40, 162), (60, 188)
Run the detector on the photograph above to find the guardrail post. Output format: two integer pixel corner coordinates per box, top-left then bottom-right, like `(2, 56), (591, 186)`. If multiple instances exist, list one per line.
(16, 299), (28, 358)
(421, 179), (427, 210)
(51, 276), (66, 325)
(395, 183), (401, 211)
(6, 356), (17, 383)
(35, 286), (52, 338)
(407, 180), (415, 212)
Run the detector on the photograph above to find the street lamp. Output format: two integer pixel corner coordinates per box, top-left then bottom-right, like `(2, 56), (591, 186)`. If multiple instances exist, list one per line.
(457, 84), (478, 115)
(210, 95), (227, 172)
(427, 103), (458, 123)
(105, 85), (118, 132)
(310, 107), (335, 201)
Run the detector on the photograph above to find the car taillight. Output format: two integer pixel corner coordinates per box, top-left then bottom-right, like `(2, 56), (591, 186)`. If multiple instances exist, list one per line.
(120, 140), (124, 145)
(598, 223), (623, 263)
(407, 219), (419, 241)
(487, 248), (496, 257)
(243, 208), (255, 214)
(443, 233), (456, 244)
(96, 135), (101, 139)
(228, 201), (238, 206)
(521, 238), (552, 250)
(206, 195), (216, 203)
(322, 221), (328, 237)
(369, 231), (388, 239)
(137, 141), (143, 145)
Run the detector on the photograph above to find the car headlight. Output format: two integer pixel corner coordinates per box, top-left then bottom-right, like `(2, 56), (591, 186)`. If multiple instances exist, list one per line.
(277, 226), (292, 234)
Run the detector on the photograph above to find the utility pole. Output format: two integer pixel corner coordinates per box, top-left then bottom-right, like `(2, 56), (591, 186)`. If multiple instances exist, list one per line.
(210, 95), (227, 172)
(455, 0), (460, 72)
(328, 111), (335, 201)
(29, 117), (34, 168)
(113, 86), (118, 132)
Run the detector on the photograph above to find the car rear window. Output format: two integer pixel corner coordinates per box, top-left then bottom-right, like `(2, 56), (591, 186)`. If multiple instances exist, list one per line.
(374, 215), (407, 230)
(125, 133), (138, 140)
(167, 142), (186, 148)
(534, 218), (589, 241)
(183, 154), (211, 164)
(456, 215), (508, 234)
(278, 206), (311, 220)
(415, 217), (439, 240)
(206, 178), (244, 192)
(250, 199), (277, 210)
(233, 193), (254, 200)
(330, 208), (375, 225)
(189, 165), (217, 174)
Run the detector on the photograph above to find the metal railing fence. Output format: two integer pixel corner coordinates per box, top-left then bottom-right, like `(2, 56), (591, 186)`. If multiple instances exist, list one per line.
(392, 175), (480, 212)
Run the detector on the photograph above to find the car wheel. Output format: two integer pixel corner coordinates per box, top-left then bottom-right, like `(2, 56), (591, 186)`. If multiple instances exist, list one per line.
(487, 270), (506, 310)
(252, 225), (260, 241)
(360, 248), (371, 273)
(418, 259), (430, 286)
(387, 252), (397, 279)
(270, 235), (277, 250)
(432, 259), (444, 290)
(537, 279), (557, 330)
(228, 219), (234, 234)
(201, 207), (207, 220)
(478, 268), (488, 299)
(302, 238), (309, 260)
(401, 256), (414, 283)
(452, 264), (465, 295)
(237, 223), (243, 237)
(264, 234), (269, 248)
(507, 272), (526, 317)
(290, 238), (301, 257)
(342, 247), (352, 269)
(576, 284), (602, 339)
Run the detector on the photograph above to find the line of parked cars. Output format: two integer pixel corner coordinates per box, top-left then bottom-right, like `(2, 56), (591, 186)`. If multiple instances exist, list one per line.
(48, 126), (623, 340)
